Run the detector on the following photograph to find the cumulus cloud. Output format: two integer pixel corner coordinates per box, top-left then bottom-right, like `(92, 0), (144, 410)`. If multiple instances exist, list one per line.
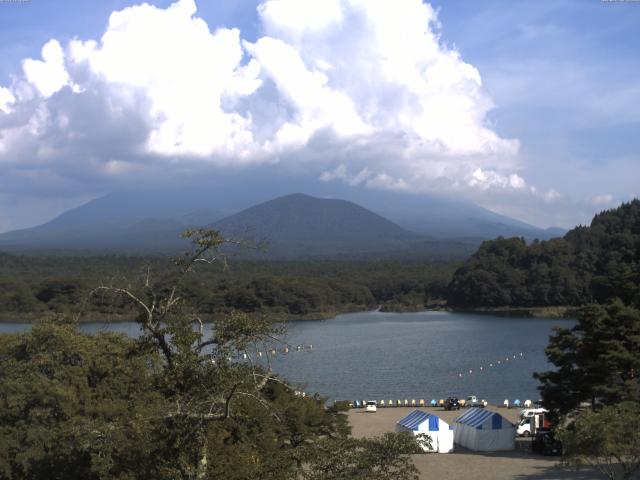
(0, 87), (15, 113)
(22, 39), (73, 98)
(0, 0), (540, 230)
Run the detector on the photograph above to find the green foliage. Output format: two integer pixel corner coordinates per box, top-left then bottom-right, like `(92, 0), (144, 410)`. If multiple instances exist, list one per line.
(448, 199), (640, 308)
(557, 402), (640, 480)
(302, 432), (422, 480)
(0, 320), (165, 479)
(534, 301), (640, 416)
(0, 255), (456, 320)
(0, 229), (424, 479)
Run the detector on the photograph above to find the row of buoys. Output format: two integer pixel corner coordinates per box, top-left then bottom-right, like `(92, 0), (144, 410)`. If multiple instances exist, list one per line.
(207, 344), (313, 364)
(457, 352), (525, 378)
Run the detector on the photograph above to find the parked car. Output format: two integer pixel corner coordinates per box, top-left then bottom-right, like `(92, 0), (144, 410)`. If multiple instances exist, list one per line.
(365, 400), (377, 413)
(532, 429), (562, 456)
(465, 395), (486, 408)
(443, 397), (460, 410)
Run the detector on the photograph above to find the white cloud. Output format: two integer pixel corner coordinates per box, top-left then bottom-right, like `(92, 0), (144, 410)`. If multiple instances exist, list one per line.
(542, 189), (561, 203)
(467, 168), (526, 191)
(320, 165), (372, 186)
(0, 87), (15, 113)
(22, 40), (72, 98)
(69, 0), (262, 159)
(0, 0), (535, 228)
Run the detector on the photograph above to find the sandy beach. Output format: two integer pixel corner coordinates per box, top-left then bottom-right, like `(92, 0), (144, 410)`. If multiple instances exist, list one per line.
(347, 406), (601, 480)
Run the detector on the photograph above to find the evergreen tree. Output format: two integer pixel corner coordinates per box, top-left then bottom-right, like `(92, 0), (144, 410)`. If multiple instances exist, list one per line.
(534, 301), (640, 416)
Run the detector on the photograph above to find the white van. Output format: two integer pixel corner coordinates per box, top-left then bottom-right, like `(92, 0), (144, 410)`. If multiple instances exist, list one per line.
(517, 409), (550, 436)
(519, 407), (548, 418)
(365, 400), (377, 413)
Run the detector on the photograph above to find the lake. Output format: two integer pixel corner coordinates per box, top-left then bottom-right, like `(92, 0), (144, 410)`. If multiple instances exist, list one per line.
(0, 310), (573, 404)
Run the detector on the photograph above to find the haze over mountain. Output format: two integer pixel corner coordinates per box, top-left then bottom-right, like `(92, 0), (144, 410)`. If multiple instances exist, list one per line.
(0, 189), (565, 258)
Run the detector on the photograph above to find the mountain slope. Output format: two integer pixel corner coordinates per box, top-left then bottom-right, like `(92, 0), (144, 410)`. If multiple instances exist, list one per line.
(211, 193), (424, 258)
(0, 188), (565, 256)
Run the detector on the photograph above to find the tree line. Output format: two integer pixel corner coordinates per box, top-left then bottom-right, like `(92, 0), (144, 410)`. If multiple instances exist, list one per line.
(0, 256), (455, 321)
(448, 200), (640, 308)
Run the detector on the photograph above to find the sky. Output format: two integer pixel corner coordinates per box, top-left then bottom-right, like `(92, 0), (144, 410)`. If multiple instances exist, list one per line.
(0, 0), (638, 233)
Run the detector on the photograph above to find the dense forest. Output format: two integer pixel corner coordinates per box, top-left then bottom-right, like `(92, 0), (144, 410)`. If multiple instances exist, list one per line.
(0, 255), (455, 321)
(448, 200), (640, 308)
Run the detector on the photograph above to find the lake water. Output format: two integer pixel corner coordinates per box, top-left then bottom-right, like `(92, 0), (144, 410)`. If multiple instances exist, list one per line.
(0, 310), (573, 404)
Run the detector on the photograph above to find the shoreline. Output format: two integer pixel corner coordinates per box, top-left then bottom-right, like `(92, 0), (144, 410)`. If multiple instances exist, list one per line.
(451, 305), (579, 319)
(0, 304), (578, 324)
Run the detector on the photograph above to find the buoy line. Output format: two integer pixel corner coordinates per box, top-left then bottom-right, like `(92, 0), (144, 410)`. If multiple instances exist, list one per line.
(456, 352), (525, 378)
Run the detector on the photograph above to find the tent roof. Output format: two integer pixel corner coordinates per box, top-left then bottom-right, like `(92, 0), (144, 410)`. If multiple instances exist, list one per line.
(397, 410), (447, 431)
(455, 408), (514, 429)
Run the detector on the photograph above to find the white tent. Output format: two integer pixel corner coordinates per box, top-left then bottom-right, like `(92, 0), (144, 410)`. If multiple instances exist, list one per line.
(395, 410), (454, 453)
(453, 408), (515, 451)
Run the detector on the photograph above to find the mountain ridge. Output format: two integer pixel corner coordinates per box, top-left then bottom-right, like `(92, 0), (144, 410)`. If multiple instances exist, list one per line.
(0, 191), (565, 258)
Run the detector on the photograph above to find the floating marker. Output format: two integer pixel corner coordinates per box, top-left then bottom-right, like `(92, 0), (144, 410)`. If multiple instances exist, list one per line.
(459, 373), (462, 377)
(469, 369), (473, 374)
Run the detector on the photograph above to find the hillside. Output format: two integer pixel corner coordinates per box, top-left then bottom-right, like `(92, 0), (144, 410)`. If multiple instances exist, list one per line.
(0, 189), (562, 258)
(211, 193), (425, 257)
(447, 199), (640, 308)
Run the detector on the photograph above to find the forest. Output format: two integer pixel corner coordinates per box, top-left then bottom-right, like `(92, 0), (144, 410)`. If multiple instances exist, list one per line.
(447, 200), (640, 309)
(2, 200), (639, 320)
(0, 254), (455, 321)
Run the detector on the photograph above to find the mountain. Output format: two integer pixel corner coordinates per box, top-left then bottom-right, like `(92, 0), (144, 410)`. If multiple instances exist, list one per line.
(210, 193), (427, 258)
(333, 189), (563, 240)
(0, 188), (565, 258)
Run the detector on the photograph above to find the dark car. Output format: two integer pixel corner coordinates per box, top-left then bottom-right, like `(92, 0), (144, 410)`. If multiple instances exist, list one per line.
(444, 397), (461, 410)
(532, 429), (562, 456)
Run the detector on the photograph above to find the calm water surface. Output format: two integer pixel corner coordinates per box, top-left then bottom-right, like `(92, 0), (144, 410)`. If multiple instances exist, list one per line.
(1, 310), (573, 404)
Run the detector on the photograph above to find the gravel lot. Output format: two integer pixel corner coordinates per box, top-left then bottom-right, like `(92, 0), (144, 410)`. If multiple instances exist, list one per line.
(347, 406), (602, 480)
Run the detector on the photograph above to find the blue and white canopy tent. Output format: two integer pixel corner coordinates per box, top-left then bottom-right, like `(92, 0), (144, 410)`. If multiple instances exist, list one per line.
(395, 410), (454, 453)
(454, 408), (515, 451)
